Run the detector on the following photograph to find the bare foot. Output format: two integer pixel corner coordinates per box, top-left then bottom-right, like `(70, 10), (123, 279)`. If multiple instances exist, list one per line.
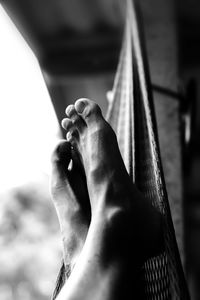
(51, 140), (90, 275)
(61, 98), (163, 264)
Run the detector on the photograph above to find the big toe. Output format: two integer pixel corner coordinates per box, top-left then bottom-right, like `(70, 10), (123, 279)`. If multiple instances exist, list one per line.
(51, 140), (72, 182)
(74, 98), (102, 124)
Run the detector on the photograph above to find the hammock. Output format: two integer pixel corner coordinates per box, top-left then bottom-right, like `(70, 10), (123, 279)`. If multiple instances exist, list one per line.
(52, 0), (190, 299)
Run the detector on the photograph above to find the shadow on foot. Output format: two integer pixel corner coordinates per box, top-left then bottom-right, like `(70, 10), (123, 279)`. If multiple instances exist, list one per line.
(51, 140), (91, 299)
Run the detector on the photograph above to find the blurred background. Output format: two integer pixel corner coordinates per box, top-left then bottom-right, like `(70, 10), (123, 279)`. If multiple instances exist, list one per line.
(0, 7), (61, 300)
(0, 0), (200, 299)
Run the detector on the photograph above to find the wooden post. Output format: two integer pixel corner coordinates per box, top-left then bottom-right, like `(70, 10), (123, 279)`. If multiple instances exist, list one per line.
(140, 0), (185, 264)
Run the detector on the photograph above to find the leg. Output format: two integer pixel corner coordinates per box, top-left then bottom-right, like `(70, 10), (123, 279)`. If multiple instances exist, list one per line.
(56, 99), (163, 300)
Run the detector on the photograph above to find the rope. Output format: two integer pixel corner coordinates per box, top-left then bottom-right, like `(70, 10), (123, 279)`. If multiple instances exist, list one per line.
(107, 0), (190, 298)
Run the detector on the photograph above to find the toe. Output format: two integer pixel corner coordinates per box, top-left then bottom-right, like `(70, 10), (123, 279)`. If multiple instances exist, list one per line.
(65, 104), (86, 133)
(74, 98), (102, 124)
(51, 140), (71, 165)
(65, 104), (75, 118)
(61, 118), (73, 132)
(51, 140), (72, 185)
(66, 130), (79, 145)
(62, 116), (80, 148)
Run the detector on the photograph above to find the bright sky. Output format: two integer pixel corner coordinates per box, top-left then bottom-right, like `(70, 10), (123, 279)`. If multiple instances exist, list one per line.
(0, 7), (60, 191)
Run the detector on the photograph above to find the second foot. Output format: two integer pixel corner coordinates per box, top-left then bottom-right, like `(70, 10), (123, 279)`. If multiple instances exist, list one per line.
(51, 140), (91, 274)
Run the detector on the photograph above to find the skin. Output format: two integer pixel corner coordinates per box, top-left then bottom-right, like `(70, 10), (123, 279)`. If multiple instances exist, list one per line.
(52, 98), (163, 300)
(51, 140), (90, 275)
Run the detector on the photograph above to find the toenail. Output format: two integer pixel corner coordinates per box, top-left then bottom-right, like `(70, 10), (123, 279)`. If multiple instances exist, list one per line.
(61, 119), (67, 129)
(75, 100), (86, 114)
(65, 105), (74, 117)
(66, 131), (72, 141)
(61, 118), (72, 130)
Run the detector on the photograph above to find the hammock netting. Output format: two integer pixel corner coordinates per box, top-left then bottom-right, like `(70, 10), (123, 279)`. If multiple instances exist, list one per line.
(52, 0), (190, 299)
